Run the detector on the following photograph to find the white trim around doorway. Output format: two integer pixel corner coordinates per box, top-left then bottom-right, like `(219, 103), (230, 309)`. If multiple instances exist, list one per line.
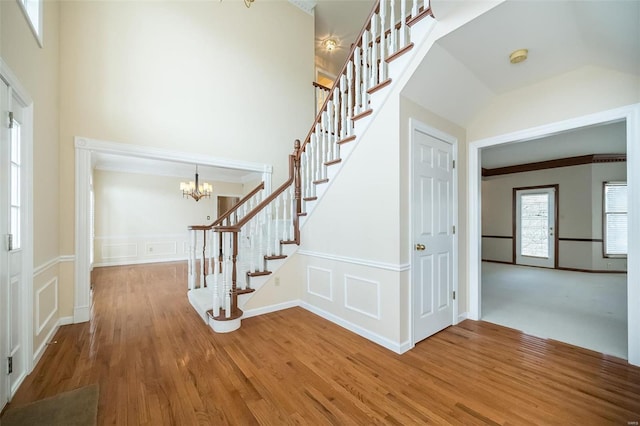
(73, 137), (274, 324)
(468, 103), (640, 366)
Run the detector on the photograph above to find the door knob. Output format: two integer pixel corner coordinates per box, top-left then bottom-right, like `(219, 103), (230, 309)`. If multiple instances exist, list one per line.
(415, 243), (426, 251)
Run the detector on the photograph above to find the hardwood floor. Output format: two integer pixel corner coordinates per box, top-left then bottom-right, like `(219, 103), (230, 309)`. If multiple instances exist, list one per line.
(7, 262), (640, 425)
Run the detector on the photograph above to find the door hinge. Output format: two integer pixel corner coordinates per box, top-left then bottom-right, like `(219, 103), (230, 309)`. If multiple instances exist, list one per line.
(8, 111), (14, 129)
(7, 234), (13, 251)
(7, 356), (12, 375)
(452, 160), (455, 169)
(452, 226), (456, 235)
(453, 291), (456, 300)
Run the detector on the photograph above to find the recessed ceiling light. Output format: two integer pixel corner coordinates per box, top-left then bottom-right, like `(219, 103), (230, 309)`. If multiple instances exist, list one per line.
(323, 39), (338, 52)
(509, 49), (528, 64)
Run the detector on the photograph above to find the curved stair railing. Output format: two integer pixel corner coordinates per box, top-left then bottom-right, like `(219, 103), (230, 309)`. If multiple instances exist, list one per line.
(188, 0), (433, 332)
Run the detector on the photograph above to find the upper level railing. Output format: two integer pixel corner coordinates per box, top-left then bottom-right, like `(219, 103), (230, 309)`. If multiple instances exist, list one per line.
(188, 0), (433, 323)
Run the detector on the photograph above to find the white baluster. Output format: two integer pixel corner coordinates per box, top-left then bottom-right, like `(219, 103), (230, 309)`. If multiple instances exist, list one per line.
(347, 61), (354, 131)
(289, 187), (295, 240)
(333, 87), (340, 150)
(380, 0), (387, 82)
(208, 228), (213, 282)
(223, 233), (231, 318)
(258, 209), (265, 271)
(212, 231), (220, 317)
(390, 0), (397, 54)
(361, 31), (371, 107)
(283, 191), (289, 242)
(370, 17), (378, 88)
(400, 0), (408, 49)
(274, 194), (281, 251)
(249, 216), (256, 273)
(200, 231), (206, 288)
(340, 75), (347, 140)
(188, 229), (195, 290)
(354, 47), (362, 115)
(412, 0), (418, 19)
(266, 205), (273, 257)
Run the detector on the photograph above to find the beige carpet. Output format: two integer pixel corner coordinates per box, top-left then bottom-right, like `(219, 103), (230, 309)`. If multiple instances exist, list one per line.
(0, 384), (98, 426)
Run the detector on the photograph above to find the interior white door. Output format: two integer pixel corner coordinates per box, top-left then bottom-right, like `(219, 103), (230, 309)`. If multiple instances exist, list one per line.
(515, 187), (556, 268)
(0, 76), (9, 410)
(412, 128), (454, 343)
(3, 89), (26, 399)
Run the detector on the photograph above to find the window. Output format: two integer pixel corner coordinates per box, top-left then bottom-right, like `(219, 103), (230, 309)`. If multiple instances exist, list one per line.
(9, 119), (22, 250)
(17, 0), (43, 47)
(604, 182), (627, 257)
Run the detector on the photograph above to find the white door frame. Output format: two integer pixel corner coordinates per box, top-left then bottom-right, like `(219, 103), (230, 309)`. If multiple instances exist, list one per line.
(73, 137), (273, 323)
(410, 119), (459, 345)
(0, 59), (35, 387)
(468, 104), (640, 366)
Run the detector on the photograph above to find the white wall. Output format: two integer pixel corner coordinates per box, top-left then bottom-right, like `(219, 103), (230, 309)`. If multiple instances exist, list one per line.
(58, 0), (315, 317)
(93, 169), (243, 266)
(481, 162), (627, 271)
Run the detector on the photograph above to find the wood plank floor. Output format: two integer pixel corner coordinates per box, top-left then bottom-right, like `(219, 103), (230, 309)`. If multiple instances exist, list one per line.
(7, 262), (640, 425)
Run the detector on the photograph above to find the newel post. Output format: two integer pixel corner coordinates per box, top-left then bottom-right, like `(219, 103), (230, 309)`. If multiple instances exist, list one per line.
(293, 139), (302, 244)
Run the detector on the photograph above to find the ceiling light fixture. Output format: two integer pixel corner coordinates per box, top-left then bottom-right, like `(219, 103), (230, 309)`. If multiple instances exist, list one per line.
(180, 165), (212, 202)
(509, 49), (528, 64)
(244, 0), (254, 8)
(323, 39), (338, 52)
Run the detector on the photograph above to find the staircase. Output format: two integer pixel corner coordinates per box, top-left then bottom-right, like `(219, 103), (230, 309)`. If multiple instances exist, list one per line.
(187, 0), (435, 333)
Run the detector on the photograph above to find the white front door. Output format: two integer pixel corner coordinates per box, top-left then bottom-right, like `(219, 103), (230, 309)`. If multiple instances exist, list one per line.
(515, 187), (556, 268)
(412, 128), (455, 343)
(1, 82), (27, 401)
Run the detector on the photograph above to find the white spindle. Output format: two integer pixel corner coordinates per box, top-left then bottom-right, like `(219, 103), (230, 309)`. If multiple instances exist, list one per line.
(249, 217), (256, 273)
(361, 31), (371, 108)
(212, 231), (220, 316)
(346, 61), (354, 131)
(333, 87), (340, 149)
(390, 0), (397, 54)
(289, 187), (295, 240)
(208, 228), (213, 282)
(340, 75), (347, 140)
(380, 0), (387, 82)
(400, 0), (408, 49)
(370, 16), (378, 88)
(266, 206), (273, 257)
(411, 0), (418, 19)
(223, 233), (231, 318)
(200, 231), (206, 288)
(354, 47), (362, 115)
(282, 191), (289, 241)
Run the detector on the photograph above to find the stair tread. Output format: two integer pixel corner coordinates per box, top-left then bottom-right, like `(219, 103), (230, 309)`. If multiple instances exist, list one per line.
(304, 196), (318, 201)
(207, 308), (243, 321)
(247, 270), (272, 277)
(265, 255), (287, 260)
(386, 43), (414, 63)
(352, 109), (373, 121)
(281, 240), (297, 245)
(337, 135), (356, 145)
(313, 178), (329, 185)
(237, 288), (255, 295)
(367, 78), (392, 95)
(325, 158), (342, 166)
(298, 212), (307, 217)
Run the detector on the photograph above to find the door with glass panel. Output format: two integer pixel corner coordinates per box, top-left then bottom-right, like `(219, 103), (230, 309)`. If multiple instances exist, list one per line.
(515, 186), (557, 268)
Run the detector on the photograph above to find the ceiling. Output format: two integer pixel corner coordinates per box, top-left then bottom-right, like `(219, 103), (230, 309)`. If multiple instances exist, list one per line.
(403, 0), (639, 167)
(314, 0), (374, 75)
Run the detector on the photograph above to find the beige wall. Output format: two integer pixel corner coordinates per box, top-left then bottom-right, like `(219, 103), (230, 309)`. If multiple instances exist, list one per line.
(58, 0), (315, 314)
(1, 0), (62, 358)
(468, 66), (640, 141)
(481, 162), (627, 271)
(93, 169), (243, 266)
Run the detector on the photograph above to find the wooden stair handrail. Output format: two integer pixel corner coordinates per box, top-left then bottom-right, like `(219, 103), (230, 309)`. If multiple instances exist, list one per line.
(189, 180), (265, 231)
(298, 1), (433, 159)
(215, 140), (301, 235)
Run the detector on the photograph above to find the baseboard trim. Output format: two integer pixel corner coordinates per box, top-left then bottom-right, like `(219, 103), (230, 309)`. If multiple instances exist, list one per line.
(73, 305), (90, 323)
(32, 316), (73, 366)
(242, 300), (299, 319)
(93, 257), (188, 268)
(299, 301), (407, 354)
(457, 312), (469, 323)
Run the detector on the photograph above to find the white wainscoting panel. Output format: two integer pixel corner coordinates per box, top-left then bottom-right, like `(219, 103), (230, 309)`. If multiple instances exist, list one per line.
(307, 266), (333, 301)
(101, 243), (138, 259)
(36, 277), (58, 335)
(344, 274), (380, 319)
(144, 241), (178, 257)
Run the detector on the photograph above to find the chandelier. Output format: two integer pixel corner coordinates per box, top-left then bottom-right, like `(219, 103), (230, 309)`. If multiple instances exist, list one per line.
(180, 165), (212, 202)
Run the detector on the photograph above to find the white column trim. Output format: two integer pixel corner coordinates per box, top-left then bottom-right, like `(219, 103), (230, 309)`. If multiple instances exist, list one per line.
(74, 147), (92, 323)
